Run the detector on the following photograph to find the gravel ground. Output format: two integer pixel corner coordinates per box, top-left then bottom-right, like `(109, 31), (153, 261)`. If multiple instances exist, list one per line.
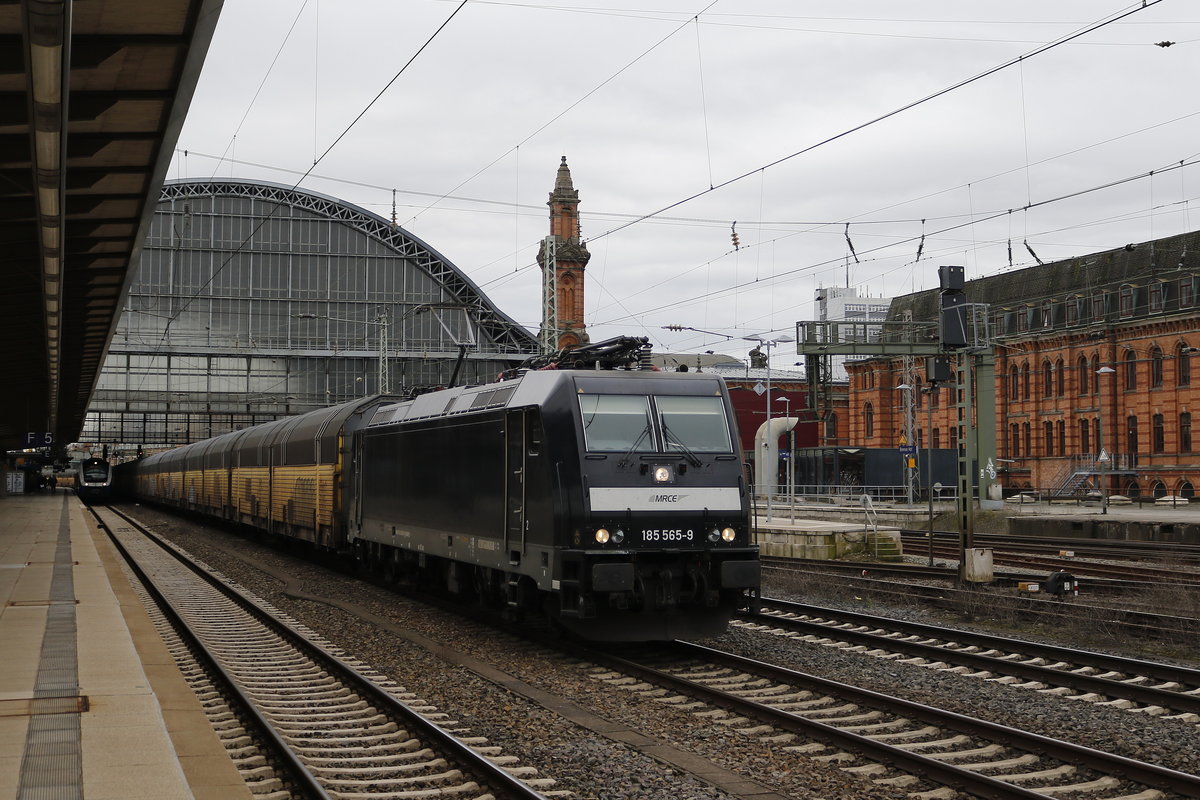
(124, 505), (1200, 798)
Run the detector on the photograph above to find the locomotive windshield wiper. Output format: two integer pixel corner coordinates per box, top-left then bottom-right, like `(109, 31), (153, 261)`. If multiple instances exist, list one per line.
(662, 423), (703, 468)
(617, 423), (652, 468)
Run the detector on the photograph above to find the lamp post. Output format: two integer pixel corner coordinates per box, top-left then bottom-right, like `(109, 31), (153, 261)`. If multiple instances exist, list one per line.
(896, 383), (915, 504)
(922, 383), (938, 565)
(295, 303), (459, 397)
(743, 334), (795, 521)
(1096, 365), (1115, 514)
(296, 310), (392, 395)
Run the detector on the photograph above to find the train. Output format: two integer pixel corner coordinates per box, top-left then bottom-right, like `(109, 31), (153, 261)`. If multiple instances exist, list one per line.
(76, 457), (113, 503)
(115, 340), (759, 640)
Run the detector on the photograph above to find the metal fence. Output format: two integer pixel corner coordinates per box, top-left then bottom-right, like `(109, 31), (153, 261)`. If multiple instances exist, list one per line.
(1001, 487), (1195, 507)
(760, 484), (960, 506)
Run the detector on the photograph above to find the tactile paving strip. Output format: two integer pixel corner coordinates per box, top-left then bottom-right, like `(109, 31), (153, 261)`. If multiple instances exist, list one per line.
(18, 497), (82, 800)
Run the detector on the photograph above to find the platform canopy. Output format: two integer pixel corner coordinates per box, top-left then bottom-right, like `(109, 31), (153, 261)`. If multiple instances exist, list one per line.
(0, 0), (221, 453)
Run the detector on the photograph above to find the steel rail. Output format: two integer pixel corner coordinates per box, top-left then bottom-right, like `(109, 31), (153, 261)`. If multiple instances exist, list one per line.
(668, 641), (1200, 798)
(91, 507), (332, 800)
(98, 505), (549, 800)
(920, 529), (1200, 560)
(760, 562), (1200, 640)
(578, 645), (1049, 799)
(760, 555), (1146, 594)
(742, 599), (1200, 715)
(897, 537), (1200, 582)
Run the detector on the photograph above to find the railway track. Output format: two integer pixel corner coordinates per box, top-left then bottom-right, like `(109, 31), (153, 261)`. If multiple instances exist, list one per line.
(760, 554), (1151, 594)
(737, 598), (1200, 721)
(584, 640), (1200, 799)
(761, 558), (1200, 642)
(117, 502), (1200, 799)
(938, 531), (1200, 565)
(91, 505), (556, 800)
(897, 534), (1200, 583)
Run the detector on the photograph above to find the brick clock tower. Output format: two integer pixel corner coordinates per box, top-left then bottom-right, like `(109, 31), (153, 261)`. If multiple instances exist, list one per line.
(537, 156), (591, 352)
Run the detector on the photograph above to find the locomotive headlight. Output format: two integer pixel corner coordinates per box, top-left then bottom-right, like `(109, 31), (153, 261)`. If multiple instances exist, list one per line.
(612, 529), (625, 544)
(708, 528), (721, 543)
(595, 528), (610, 544)
(721, 527), (737, 542)
(652, 465), (672, 483)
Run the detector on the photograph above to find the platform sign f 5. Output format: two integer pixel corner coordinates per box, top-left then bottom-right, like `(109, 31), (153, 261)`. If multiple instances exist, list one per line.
(25, 432), (53, 447)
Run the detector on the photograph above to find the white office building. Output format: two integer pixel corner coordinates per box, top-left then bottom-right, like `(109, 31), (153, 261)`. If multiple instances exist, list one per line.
(814, 285), (892, 381)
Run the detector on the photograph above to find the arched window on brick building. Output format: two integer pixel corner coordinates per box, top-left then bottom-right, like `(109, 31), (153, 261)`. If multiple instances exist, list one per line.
(864, 403), (874, 439)
(1041, 360), (1053, 397)
(1090, 355), (1100, 394)
(1178, 343), (1192, 387)
(1021, 362), (1031, 400)
(1150, 346), (1163, 388)
(1079, 418), (1090, 454)
(1057, 419), (1066, 454)
(1152, 413), (1165, 453)
(1181, 412), (1193, 453)
(1077, 356), (1089, 395)
(1127, 414), (1139, 454)
(1009, 365), (1019, 400)
(1043, 421), (1054, 456)
(1055, 358), (1065, 396)
(1010, 423), (1020, 456)
(1123, 351), (1137, 391)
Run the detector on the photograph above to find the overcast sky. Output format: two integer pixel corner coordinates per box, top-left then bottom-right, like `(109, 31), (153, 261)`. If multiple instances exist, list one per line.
(170, 1), (1200, 370)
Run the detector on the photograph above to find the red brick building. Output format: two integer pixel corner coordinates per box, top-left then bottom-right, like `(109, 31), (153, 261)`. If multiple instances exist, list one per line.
(843, 230), (1200, 498)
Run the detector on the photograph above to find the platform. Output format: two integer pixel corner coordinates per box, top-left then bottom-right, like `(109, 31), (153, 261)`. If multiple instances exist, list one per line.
(753, 511), (902, 559)
(0, 491), (249, 800)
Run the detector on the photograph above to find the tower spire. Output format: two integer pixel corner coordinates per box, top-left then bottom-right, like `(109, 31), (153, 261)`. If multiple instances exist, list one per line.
(538, 156), (591, 351)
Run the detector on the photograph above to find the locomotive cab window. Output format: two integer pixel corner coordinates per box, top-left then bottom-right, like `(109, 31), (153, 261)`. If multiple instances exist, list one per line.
(82, 463), (109, 482)
(579, 393), (732, 454)
(656, 396), (732, 452)
(579, 395), (654, 452)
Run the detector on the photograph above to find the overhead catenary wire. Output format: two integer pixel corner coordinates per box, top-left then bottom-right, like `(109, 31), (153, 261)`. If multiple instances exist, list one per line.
(585, 1), (1166, 246)
(130, 0), (472, 396)
(158, 1), (1192, 369)
(590, 156), (1200, 330)
(172, 100), (1200, 237)
(208, 0), (314, 181)
(488, 165), (1200, 317)
(694, 15), (714, 190)
(452, 2), (1197, 47)
(400, 0), (721, 229)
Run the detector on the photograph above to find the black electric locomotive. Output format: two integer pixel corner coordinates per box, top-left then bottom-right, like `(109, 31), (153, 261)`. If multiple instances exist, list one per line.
(120, 341), (759, 641)
(77, 457), (113, 504)
(354, 367), (757, 640)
